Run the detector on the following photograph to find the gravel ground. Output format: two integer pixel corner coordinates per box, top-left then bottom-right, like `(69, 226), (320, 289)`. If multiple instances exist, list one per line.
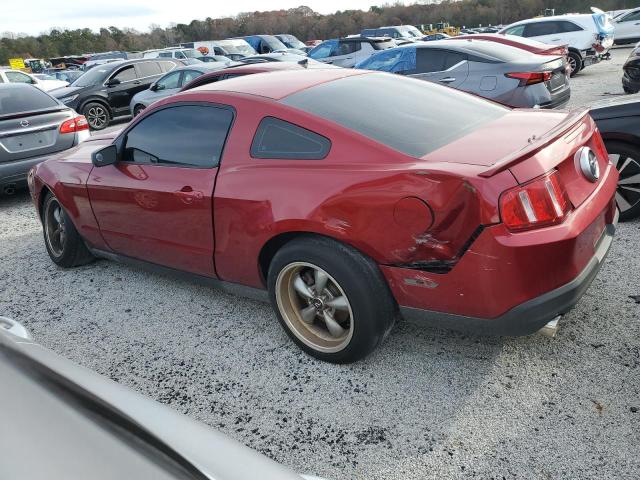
(1, 46), (639, 480)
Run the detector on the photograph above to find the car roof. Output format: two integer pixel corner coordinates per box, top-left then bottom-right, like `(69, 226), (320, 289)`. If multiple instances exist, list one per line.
(412, 38), (532, 56)
(506, 13), (593, 26)
(179, 61), (321, 91)
(186, 68), (369, 100)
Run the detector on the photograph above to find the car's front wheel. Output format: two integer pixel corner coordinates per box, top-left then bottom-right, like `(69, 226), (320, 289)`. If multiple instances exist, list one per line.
(268, 236), (396, 363)
(82, 102), (111, 130)
(606, 140), (640, 221)
(42, 193), (94, 267)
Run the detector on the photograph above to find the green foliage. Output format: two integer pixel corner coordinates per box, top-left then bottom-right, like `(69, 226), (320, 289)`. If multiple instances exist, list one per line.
(0, 0), (633, 64)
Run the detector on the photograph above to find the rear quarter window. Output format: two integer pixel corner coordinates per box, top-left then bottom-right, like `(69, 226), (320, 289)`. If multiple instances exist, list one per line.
(281, 73), (507, 158)
(251, 117), (331, 160)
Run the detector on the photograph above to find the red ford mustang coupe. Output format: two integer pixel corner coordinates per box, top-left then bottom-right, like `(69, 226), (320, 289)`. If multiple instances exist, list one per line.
(29, 69), (619, 363)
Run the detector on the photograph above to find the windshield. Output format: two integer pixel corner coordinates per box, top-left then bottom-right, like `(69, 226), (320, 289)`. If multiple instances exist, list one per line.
(263, 36), (287, 51)
(220, 39), (256, 55)
(278, 35), (306, 49)
(182, 49), (203, 58)
(71, 65), (114, 87)
(403, 25), (423, 37)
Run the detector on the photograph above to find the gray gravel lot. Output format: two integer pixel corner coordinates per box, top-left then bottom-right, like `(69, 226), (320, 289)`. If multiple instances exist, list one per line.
(1, 46), (639, 479)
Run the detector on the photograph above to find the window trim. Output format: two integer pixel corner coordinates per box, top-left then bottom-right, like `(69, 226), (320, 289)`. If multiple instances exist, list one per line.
(250, 116), (332, 160)
(115, 101), (236, 169)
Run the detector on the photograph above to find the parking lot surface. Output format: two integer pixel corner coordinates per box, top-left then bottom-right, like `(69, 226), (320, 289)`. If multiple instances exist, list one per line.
(1, 46), (639, 479)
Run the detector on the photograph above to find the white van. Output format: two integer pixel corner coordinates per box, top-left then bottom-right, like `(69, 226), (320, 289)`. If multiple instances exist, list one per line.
(500, 10), (614, 76)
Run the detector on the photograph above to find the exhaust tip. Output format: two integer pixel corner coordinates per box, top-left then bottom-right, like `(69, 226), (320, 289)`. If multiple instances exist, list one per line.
(538, 316), (561, 338)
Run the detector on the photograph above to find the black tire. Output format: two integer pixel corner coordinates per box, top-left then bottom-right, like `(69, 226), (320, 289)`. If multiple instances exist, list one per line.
(42, 192), (94, 267)
(605, 141), (640, 221)
(82, 102), (111, 130)
(267, 236), (396, 363)
(133, 104), (145, 117)
(623, 85), (638, 94)
(567, 51), (583, 77)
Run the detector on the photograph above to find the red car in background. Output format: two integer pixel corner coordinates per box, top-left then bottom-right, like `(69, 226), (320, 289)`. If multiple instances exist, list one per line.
(29, 69), (618, 363)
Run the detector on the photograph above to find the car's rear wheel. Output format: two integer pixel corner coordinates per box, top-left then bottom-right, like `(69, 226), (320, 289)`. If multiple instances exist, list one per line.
(43, 193), (94, 267)
(567, 51), (583, 77)
(133, 104), (145, 117)
(606, 141), (640, 221)
(83, 102), (111, 130)
(267, 236), (396, 363)
(623, 85), (638, 94)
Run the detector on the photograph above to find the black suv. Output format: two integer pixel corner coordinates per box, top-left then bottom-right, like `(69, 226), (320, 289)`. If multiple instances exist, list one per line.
(52, 59), (183, 130)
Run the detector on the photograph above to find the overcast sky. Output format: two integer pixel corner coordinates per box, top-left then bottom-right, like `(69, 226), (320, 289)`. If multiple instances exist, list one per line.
(2, 1), (413, 36)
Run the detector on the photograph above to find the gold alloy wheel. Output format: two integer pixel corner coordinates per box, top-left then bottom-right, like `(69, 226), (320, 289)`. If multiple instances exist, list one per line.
(275, 261), (354, 353)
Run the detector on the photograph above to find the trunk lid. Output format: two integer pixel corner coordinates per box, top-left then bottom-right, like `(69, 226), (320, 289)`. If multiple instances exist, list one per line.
(425, 108), (606, 208)
(0, 109), (75, 163)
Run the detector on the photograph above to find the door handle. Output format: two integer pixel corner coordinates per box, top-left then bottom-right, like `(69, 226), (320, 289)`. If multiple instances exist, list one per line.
(133, 80), (141, 84)
(551, 38), (561, 41)
(174, 187), (204, 204)
(439, 77), (456, 83)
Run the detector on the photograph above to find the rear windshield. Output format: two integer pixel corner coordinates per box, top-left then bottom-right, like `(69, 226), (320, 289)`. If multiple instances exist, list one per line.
(281, 73), (507, 158)
(0, 86), (59, 116)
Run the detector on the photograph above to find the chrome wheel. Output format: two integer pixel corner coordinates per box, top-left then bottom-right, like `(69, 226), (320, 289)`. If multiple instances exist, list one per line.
(609, 152), (640, 214)
(275, 262), (354, 353)
(44, 199), (66, 258)
(86, 106), (108, 129)
(568, 56), (578, 74)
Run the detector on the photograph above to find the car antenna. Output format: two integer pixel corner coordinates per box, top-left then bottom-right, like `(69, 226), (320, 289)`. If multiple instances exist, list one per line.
(298, 58), (309, 68)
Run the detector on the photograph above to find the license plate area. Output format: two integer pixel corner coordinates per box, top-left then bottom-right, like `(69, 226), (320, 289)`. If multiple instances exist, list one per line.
(548, 72), (567, 92)
(1, 129), (56, 153)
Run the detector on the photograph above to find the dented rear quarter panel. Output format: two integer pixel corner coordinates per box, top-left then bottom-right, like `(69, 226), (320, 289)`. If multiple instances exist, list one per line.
(209, 92), (518, 288)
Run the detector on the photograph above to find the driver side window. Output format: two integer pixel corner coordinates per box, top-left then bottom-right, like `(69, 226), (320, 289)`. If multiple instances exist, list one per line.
(504, 25), (525, 36)
(156, 71), (181, 90)
(621, 11), (640, 22)
(112, 66), (136, 83)
(123, 105), (234, 168)
(309, 41), (337, 59)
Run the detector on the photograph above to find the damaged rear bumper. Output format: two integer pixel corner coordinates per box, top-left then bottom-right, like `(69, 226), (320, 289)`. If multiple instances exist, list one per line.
(398, 213), (616, 336)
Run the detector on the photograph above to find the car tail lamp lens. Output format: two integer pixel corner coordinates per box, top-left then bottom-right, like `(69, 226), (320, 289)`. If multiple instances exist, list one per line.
(500, 170), (572, 231)
(505, 71), (552, 85)
(59, 115), (89, 134)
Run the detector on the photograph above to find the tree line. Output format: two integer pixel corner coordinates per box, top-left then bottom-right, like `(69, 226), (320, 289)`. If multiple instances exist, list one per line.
(0, 0), (635, 64)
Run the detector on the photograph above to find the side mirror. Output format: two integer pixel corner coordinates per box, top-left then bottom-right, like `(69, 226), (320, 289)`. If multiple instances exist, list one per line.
(92, 144), (118, 167)
(106, 78), (121, 87)
(155, 83), (165, 91)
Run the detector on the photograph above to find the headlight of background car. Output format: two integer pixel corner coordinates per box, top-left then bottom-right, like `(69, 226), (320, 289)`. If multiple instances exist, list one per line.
(60, 95), (79, 104)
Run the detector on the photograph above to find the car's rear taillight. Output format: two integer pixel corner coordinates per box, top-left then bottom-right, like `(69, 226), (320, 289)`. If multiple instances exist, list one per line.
(505, 71), (552, 86)
(500, 170), (572, 231)
(59, 115), (89, 134)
